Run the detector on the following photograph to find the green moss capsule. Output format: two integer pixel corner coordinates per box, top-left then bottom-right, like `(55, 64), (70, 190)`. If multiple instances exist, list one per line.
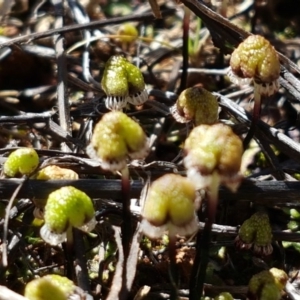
(86, 111), (149, 171)
(24, 275), (75, 300)
(229, 35), (280, 96)
(235, 211), (273, 255)
(117, 23), (138, 43)
(141, 174), (200, 238)
(184, 123), (243, 191)
(3, 148), (39, 177)
(101, 55), (128, 110)
(248, 268), (288, 300)
(214, 292), (234, 300)
(124, 60), (148, 105)
(170, 87), (219, 125)
(101, 55), (148, 110)
(40, 186), (96, 245)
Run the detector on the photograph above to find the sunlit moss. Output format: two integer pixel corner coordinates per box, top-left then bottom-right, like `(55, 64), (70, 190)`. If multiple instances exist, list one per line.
(141, 174), (200, 238)
(170, 87), (219, 125)
(3, 148), (39, 177)
(40, 186), (95, 245)
(86, 111), (149, 171)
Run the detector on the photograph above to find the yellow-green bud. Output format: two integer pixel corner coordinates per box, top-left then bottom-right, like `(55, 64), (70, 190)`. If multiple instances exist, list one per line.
(117, 23), (138, 43)
(101, 55), (128, 110)
(283, 208), (300, 220)
(40, 186), (96, 245)
(235, 218), (255, 250)
(235, 211), (273, 255)
(86, 111), (149, 171)
(170, 87), (219, 125)
(101, 55), (147, 110)
(184, 123), (243, 191)
(24, 274), (75, 300)
(248, 268), (288, 300)
(3, 148), (39, 177)
(229, 35), (280, 96)
(214, 292), (234, 300)
(141, 174), (200, 238)
(124, 60), (148, 106)
(287, 220), (300, 231)
(253, 213), (273, 255)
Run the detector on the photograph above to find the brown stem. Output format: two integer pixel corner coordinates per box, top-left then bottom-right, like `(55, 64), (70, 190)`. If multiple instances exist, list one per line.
(243, 88), (262, 149)
(120, 166), (131, 258)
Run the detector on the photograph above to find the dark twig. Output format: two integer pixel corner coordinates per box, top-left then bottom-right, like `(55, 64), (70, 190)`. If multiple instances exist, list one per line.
(0, 9), (176, 49)
(120, 167), (132, 258)
(51, 0), (71, 152)
(2, 176), (26, 267)
(1, 179), (300, 206)
(0, 111), (53, 123)
(178, 6), (190, 94)
(73, 228), (91, 293)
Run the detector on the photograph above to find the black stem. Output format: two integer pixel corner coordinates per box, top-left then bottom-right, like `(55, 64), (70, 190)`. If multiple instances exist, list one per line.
(65, 226), (75, 280)
(169, 235), (179, 300)
(178, 6), (190, 94)
(243, 89), (262, 149)
(73, 228), (91, 293)
(189, 174), (220, 300)
(121, 167), (132, 258)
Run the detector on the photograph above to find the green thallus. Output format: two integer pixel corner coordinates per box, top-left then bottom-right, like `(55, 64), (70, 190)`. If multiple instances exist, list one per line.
(235, 211), (273, 256)
(40, 186), (96, 245)
(170, 87), (219, 125)
(24, 274), (77, 300)
(86, 111), (149, 171)
(3, 148), (39, 177)
(214, 292), (234, 300)
(247, 268), (288, 300)
(101, 55), (148, 110)
(228, 34), (280, 96)
(141, 174), (200, 239)
(184, 123), (243, 191)
(116, 23), (138, 44)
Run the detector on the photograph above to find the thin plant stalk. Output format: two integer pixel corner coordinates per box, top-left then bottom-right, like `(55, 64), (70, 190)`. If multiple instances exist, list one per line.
(65, 226), (74, 279)
(243, 88), (262, 148)
(189, 172), (220, 300)
(168, 234), (179, 300)
(120, 166), (132, 258)
(73, 228), (91, 293)
(178, 6), (190, 94)
(2, 176), (26, 267)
